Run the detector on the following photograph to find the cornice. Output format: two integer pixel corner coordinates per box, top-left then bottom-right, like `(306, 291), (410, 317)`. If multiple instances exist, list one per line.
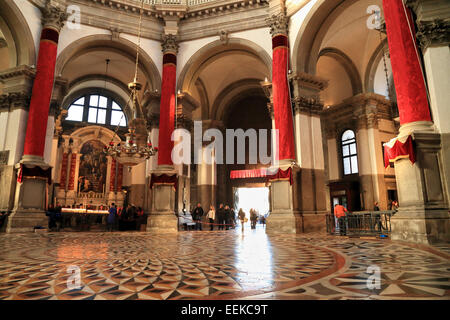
(0, 65), (36, 82)
(416, 18), (450, 50)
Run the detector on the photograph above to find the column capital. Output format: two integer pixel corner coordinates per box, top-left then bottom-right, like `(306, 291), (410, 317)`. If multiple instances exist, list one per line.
(292, 96), (323, 116)
(0, 92), (31, 112)
(161, 34), (179, 55)
(416, 19), (450, 50)
(40, 0), (68, 32)
(266, 11), (289, 37)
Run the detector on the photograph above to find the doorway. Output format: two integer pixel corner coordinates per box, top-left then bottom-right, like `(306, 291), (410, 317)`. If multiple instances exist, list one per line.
(234, 187), (270, 218)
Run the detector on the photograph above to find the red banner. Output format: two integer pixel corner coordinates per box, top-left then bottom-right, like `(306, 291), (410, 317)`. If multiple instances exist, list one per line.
(68, 153), (77, 190)
(384, 135), (415, 168)
(382, 0), (431, 124)
(23, 28), (59, 157)
(158, 53), (177, 166)
(59, 153), (68, 189)
(229, 167), (293, 185)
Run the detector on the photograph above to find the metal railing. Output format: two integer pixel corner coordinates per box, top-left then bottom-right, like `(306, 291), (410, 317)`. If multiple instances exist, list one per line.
(326, 211), (395, 237)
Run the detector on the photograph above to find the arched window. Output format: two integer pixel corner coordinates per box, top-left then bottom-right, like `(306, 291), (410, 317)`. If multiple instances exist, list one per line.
(66, 94), (127, 127)
(341, 130), (358, 175)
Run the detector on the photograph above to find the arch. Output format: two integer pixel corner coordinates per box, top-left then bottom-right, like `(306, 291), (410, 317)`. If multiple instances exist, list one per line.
(318, 47), (362, 95)
(69, 125), (121, 153)
(364, 38), (389, 93)
(212, 78), (267, 121)
(0, 0), (36, 67)
(62, 86), (131, 123)
(55, 35), (161, 91)
(292, 0), (359, 75)
(177, 38), (272, 92)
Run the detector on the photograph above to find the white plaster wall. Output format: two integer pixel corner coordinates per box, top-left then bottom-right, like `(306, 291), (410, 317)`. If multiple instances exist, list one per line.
(0, 111), (8, 151)
(356, 129), (371, 175)
(288, 0), (318, 57)
(57, 24), (111, 57)
(296, 113), (313, 168)
(43, 115), (54, 164)
(131, 161), (146, 184)
(423, 46), (450, 134)
(230, 27), (272, 59)
(373, 56), (392, 98)
(327, 138), (339, 180)
(3, 108), (28, 165)
(147, 128), (159, 173)
(14, 0), (41, 62)
(120, 33), (163, 79)
(311, 115), (324, 170)
(177, 35), (218, 80)
(197, 147), (216, 185)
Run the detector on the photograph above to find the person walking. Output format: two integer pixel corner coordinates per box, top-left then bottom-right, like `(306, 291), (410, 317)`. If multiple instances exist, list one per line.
(250, 209), (258, 229)
(107, 203), (117, 232)
(207, 205), (215, 231)
(238, 208), (246, 231)
(334, 204), (348, 235)
(192, 203), (204, 231)
(217, 204), (225, 230)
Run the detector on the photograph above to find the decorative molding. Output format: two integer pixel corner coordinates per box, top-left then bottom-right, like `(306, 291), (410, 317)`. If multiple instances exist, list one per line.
(292, 96), (323, 115)
(416, 19), (450, 50)
(161, 33), (179, 54)
(266, 11), (288, 37)
(0, 150), (10, 165)
(290, 72), (328, 92)
(218, 30), (229, 45)
(0, 92), (31, 112)
(40, 0), (68, 31)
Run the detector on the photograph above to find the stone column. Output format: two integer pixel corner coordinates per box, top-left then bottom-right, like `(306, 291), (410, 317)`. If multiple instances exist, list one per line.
(291, 73), (328, 232)
(6, 2), (66, 232)
(382, 0), (449, 243)
(147, 34), (179, 233)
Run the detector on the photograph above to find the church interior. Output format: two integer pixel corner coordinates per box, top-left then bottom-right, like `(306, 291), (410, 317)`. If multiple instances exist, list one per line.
(0, 0), (449, 300)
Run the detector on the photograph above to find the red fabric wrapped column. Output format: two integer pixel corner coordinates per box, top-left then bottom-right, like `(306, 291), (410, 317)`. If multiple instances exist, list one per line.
(157, 35), (178, 166)
(382, 0), (431, 124)
(268, 13), (296, 161)
(23, 6), (66, 161)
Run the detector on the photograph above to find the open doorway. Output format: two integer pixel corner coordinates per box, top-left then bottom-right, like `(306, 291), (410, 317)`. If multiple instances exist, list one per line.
(234, 187), (270, 219)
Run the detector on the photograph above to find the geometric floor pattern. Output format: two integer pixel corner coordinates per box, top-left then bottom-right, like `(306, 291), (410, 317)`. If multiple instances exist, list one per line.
(0, 226), (449, 300)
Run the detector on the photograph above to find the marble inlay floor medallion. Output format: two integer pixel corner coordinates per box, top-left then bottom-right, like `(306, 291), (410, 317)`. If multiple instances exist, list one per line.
(0, 227), (448, 300)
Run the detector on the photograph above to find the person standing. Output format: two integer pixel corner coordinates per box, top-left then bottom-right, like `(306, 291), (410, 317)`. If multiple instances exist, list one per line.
(250, 209), (258, 229)
(107, 203), (117, 232)
(334, 204), (348, 235)
(238, 208), (246, 231)
(207, 205), (216, 231)
(373, 202), (380, 211)
(192, 203), (204, 231)
(217, 204), (225, 230)
(224, 205), (231, 230)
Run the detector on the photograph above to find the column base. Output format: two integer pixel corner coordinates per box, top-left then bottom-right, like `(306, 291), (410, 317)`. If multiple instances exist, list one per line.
(266, 213), (300, 234)
(146, 214), (178, 233)
(390, 208), (450, 244)
(6, 209), (47, 233)
(298, 213), (327, 233)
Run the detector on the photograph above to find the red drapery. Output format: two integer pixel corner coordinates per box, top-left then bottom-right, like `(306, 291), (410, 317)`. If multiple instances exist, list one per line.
(150, 173), (178, 190)
(23, 27), (59, 157)
(272, 34), (296, 161)
(229, 167), (293, 185)
(67, 153), (77, 190)
(384, 135), (415, 168)
(382, 0), (431, 124)
(158, 53), (177, 166)
(17, 163), (52, 184)
(59, 153), (68, 189)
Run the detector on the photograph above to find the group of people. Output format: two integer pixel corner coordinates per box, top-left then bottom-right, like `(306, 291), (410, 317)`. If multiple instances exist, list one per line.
(182, 203), (265, 231)
(46, 203), (63, 231)
(107, 203), (145, 231)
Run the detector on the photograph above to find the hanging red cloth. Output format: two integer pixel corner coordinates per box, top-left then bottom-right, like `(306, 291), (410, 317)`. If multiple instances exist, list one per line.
(384, 135), (415, 168)
(267, 167), (293, 185)
(150, 173), (178, 190)
(17, 164), (52, 184)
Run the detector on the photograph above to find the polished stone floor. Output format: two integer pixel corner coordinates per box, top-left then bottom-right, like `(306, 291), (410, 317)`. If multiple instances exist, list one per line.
(0, 225), (449, 300)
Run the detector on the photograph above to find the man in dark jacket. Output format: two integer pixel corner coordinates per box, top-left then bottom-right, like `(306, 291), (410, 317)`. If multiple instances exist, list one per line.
(217, 203), (225, 230)
(224, 205), (231, 230)
(192, 203), (204, 231)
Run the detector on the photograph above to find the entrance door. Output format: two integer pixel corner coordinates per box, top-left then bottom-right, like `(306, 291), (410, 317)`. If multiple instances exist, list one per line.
(234, 187), (270, 219)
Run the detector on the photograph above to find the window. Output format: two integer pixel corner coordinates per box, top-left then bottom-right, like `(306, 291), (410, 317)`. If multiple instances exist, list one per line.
(341, 130), (358, 175)
(66, 93), (127, 127)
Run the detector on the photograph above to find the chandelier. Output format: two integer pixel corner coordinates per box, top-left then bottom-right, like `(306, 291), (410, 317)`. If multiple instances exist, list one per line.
(103, 0), (157, 167)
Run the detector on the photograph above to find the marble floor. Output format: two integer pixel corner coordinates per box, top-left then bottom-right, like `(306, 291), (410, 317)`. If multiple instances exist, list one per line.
(0, 226), (449, 300)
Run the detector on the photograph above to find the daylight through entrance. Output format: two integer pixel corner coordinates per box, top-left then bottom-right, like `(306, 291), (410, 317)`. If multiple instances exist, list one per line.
(234, 187), (270, 220)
